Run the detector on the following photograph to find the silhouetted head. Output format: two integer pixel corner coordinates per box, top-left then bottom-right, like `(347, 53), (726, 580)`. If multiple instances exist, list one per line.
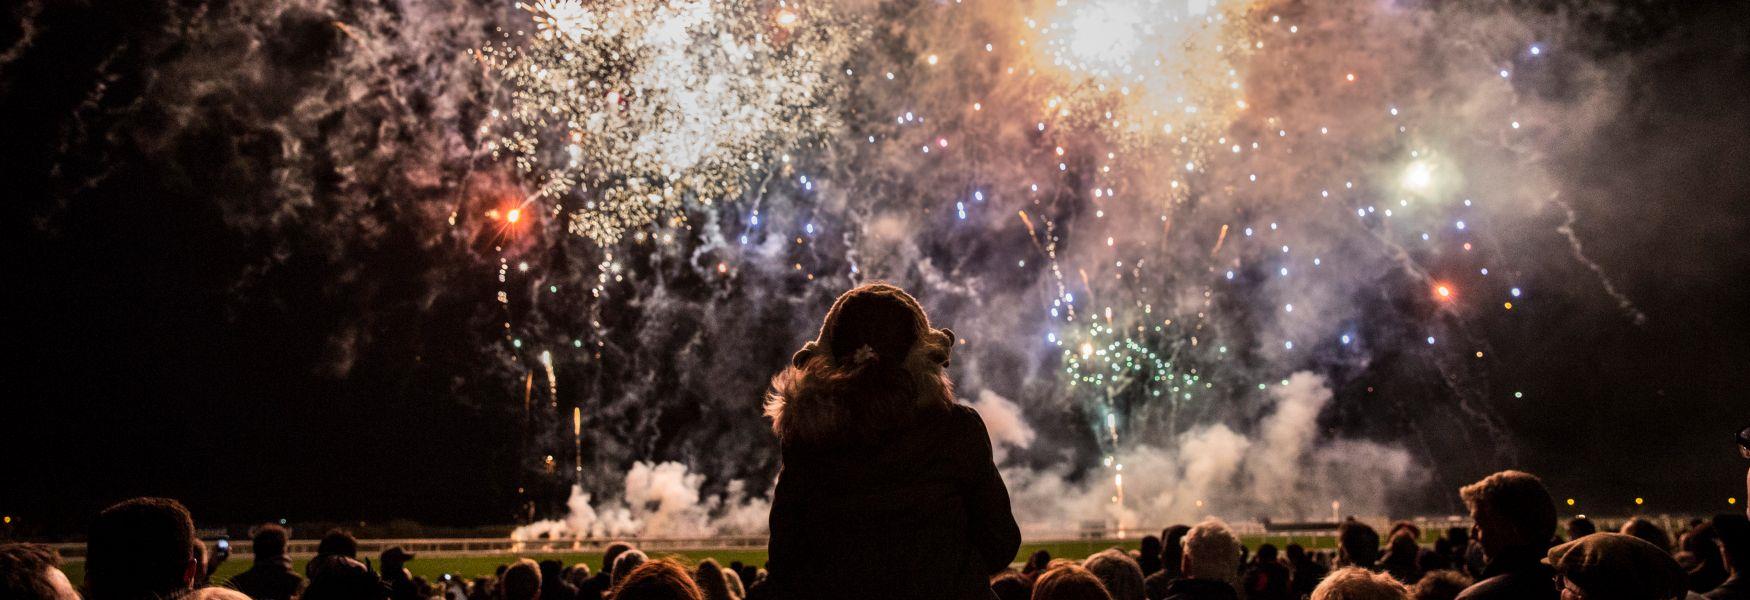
(252, 524), (290, 559)
(1182, 518), (1241, 582)
(612, 559), (702, 600)
(1712, 514), (1750, 573)
(601, 542), (633, 574)
(302, 555), (386, 600)
(1030, 565), (1111, 600)
(1285, 543), (1307, 564)
(765, 283), (956, 447)
(1619, 518), (1673, 552)
(501, 559), (542, 600)
(86, 497), (198, 600)
(1408, 570), (1471, 600)
(1025, 549), (1054, 574)
(1255, 544), (1279, 564)
(991, 570), (1031, 600)
(611, 550), (648, 586)
(316, 529), (358, 558)
(1312, 567), (1407, 600)
(0, 543), (79, 600)
(692, 558), (733, 600)
(1160, 525), (1192, 571)
(1337, 520), (1381, 568)
(1082, 549), (1144, 600)
(1459, 470), (1555, 558)
(538, 560), (563, 583)
(1566, 517), (1596, 541)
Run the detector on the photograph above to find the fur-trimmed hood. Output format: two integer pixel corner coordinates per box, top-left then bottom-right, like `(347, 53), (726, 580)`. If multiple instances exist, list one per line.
(764, 284), (955, 447)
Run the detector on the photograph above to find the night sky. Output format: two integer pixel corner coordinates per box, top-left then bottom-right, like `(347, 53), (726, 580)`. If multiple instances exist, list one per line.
(4, 0), (1749, 538)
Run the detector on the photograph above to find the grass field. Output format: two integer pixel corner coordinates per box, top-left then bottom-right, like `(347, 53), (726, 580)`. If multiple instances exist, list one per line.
(57, 534), (1344, 584)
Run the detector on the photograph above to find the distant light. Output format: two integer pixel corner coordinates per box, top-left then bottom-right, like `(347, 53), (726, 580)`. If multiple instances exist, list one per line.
(927, 54), (939, 66)
(2, 516), (10, 524)
(1731, 497), (1739, 505)
(1340, 335), (1352, 345)
(1510, 287), (1522, 297)
(775, 9), (799, 27)
(506, 208), (522, 223)
(1426, 336), (1436, 345)
(1514, 391), (1524, 398)
(1566, 498), (1575, 506)
(1635, 497), (1645, 505)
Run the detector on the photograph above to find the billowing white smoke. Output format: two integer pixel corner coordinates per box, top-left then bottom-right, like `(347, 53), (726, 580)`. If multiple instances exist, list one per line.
(512, 461), (770, 540)
(968, 389), (1037, 463)
(997, 372), (1415, 532)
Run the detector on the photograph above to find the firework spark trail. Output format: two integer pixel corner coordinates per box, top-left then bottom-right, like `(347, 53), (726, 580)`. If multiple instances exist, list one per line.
(1554, 195), (1649, 326)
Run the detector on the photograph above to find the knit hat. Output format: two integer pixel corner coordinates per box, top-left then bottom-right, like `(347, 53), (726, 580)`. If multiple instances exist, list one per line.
(791, 283), (951, 368)
(1545, 533), (1686, 600)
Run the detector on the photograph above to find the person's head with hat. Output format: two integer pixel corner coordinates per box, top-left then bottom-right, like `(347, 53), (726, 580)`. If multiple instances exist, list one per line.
(1546, 533), (1686, 600)
(380, 547), (415, 578)
(763, 282), (957, 448)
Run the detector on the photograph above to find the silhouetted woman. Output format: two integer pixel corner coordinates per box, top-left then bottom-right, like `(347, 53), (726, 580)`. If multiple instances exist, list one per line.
(763, 283), (1021, 600)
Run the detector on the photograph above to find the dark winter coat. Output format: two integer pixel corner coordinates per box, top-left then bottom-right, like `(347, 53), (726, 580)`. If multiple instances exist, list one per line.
(1453, 546), (1557, 600)
(228, 556), (305, 600)
(764, 403), (1021, 600)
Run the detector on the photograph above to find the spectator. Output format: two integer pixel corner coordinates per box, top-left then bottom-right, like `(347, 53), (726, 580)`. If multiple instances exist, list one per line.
(316, 530), (359, 558)
(380, 547), (418, 600)
(1159, 518), (1241, 600)
(992, 570), (1032, 600)
(503, 559), (542, 600)
(301, 555), (388, 600)
(539, 560), (578, 600)
(563, 564), (591, 594)
(1032, 565), (1113, 600)
(1409, 571), (1471, 600)
(1312, 567), (1408, 600)
(763, 284), (1021, 600)
(1681, 521), (1729, 593)
(1546, 533), (1686, 600)
(723, 568), (746, 600)
(0, 543), (80, 600)
(1378, 531), (1422, 584)
(1027, 551), (1056, 578)
(1622, 518), (1675, 553)
(1241, 544), (1291, 600)
(1084, 549), (1145, 600)
(612, 550), (648, 587)
(1420, 539), (1452, 574)
(1337, 520), (1381, 570)
(1140, 537), (1164, 577)
(1287, 543), (1328, 600)
(86, 497), (200, 600)
(1144, 526), (1192, 600)
(229, 524), (306, 600)
(613, 560), (703, 600)
(1710, 514), (1750, 600)
(1566, 517), (1597, 542)
(1453, 470), (1557, 600)
(578, 542), (632, 600)
(693, 559), (735, 600)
